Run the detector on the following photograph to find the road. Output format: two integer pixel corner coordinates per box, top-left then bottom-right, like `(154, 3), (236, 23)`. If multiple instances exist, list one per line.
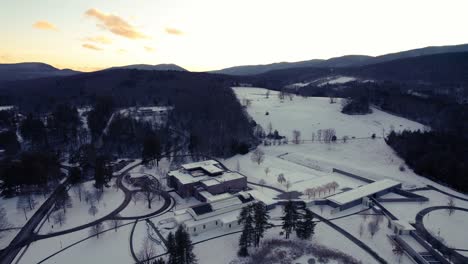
(0, 176), (70, 264)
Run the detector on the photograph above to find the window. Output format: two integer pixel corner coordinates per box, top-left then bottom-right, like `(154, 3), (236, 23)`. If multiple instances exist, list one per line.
(203, 225), (206, 229)
(193, 227), (196, 232)
(215, 221), (218, 225)
(228, 224), (231, 228)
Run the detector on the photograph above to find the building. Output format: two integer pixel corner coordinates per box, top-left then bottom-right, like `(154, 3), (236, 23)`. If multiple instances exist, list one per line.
(327, 179), (401, 212)
(167, 160), (247, 201)
(173, 191), (255, 235)
(388, 220), (416, 235)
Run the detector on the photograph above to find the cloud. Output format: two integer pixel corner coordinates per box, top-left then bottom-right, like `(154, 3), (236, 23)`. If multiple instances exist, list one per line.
(165, 27), (183, 35)
(33, 20), (58, 31)
(0, 54), (14, 63)
(144, 46), (155, 53)
(85, 8), (148, 39)
(82, 43), (102, 51)
(117, 49), (127, 54)
(84, 36), (112, 44)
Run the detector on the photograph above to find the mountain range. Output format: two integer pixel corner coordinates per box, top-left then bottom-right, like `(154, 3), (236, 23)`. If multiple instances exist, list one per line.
(1, 43), (468, 82)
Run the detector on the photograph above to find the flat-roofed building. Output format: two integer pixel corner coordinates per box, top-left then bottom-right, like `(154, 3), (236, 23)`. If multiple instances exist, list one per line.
(167, 160), (247, 200)
(327, 179), (401, 211)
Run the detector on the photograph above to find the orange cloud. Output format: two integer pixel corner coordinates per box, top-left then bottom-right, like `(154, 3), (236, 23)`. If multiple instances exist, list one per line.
(84, 36), (112, 44)
(85, 8), (148, 39)
(144, 46), (155, 52)
(82, 43), (102, 51)
(165, 27), (183, 35)
(33, 20), (58, 31)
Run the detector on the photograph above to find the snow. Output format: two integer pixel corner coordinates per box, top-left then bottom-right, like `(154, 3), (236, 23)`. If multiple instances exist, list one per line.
(0, 105), (14, 111)
(328, 179), (400, 205)
(38, 179), (125, 234)
(423, 209), (468, 249)
(318, 76), (356, 86)
(0, 193), (48, 249)
(119, 195), (165, 217)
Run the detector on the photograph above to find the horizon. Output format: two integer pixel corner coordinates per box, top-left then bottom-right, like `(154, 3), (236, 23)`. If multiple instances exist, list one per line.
(1, 0), (468, 72)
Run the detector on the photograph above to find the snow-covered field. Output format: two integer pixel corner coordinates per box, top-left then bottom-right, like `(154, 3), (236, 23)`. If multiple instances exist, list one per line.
(423, 209), (468, 249)
(38, 179), (125, 234)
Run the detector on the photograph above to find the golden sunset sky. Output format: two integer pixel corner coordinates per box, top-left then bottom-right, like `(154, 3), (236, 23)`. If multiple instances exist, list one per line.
(1, 0), (467, 72)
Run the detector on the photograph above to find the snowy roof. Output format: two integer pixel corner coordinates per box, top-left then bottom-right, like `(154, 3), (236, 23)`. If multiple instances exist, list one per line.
(0, 106), (14, 111)
(219, 210), (241, 224)
(210, 196), (243, 211)
(181, 160), (224, 175)
(392, 220), (415, 231)
(206, 193), (233, 203)
(128, 172), (147, 179)
(245, 190), (276, 206)
(168, 167), (244, 185)
(201, 179), (221, 187)
(328, 179), (400, 205)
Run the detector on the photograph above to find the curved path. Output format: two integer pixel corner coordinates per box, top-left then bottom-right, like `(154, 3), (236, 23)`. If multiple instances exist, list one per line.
(414, 206), (468, 264)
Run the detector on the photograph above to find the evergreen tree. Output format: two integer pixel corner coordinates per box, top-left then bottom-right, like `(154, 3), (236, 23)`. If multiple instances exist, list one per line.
(153, 258), (166, 264)
(296, 208), (316, 240)
(237, 205), (255, 256)
(281, 200), (300, 239)
(167, 232), (177, 264)
(94, 156), (111, 189)
(175, 225), (197, 264)
(252, 202), (271, 247)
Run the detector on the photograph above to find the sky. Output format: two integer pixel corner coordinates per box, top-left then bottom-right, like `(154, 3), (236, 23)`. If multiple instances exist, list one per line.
(1, 0), (467, 72)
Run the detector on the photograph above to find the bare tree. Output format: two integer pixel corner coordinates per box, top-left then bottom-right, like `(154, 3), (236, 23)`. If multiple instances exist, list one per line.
(0, 207), (12, 237)
(267, 122), (273, 135)
(358, 223), (365, 238)
(132, 192), (142, 205)
(17, 195), (33, 220)
(89, 222), (104, 239)
(285, 180), (291, 191)
(317, 129), (322, 142)
(251, 149), (265, 165)
(287, 92), (294, 101)
(52, 211), (66, 226)
(447, 197), (456, 215)
(264, 167), (270, 178)
(138, 237), (157, 264)
(84, 190), (96, 205)
(110, 217), (122, 232)
(265, 90), (270, 99)
(141, 185), (158, 209)
(304, 188), (315, 199)
(88, 205), (98, 217)
(277, 173), (286, 185)
(329, 96), (336, 104)
(391, 239), (404, 263)
(367, 219), (380, 238)
(72, 185), (83, 202)
(292, 130), (301, 144)
(258, 179), (267, 190)
(311, 132), (315, 142)
(342, 136), (349, 143)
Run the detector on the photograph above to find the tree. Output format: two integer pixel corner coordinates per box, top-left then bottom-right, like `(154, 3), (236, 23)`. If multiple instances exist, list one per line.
(110, 217), (122, 232)
(0, 207), (12, 238)
(89, 222), (104, 239)
(264, 167), (270, 178)
(252, 203), (271, 247)
(304, 188), (315, 199)
(267, 122), (273, 136)
(292, 130), (301, 144)
(55, 188), (72, 213)
(281, 200), (300, 239)
(392, 240), (404, 263)
(277, 173), (286, 185)
(174, 225), (197, 264)
(367, 218), (380, 238)
(141, 185), (158, 209)
(153, 258), (166, 264)
(265, 90), (270, 99)
(52, 210), (66, 226)
(88, 205), (98, 217)
(72, 184), (83, 202)
(250, 149), (265, 165)
(139, 237), (157, 264)
(167, 232), (177, 264)
(238, 205), (254, 256)
(69, 167), (82, 184)
(17, 194), (35, 220)
(296, 208), (316, 240)
(447, 197), (456, 215)
(358, 223), (364, 238)
(94, 155), (111, 189)
(142, 134), (162, 166)
(236, 160), (241, 172)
